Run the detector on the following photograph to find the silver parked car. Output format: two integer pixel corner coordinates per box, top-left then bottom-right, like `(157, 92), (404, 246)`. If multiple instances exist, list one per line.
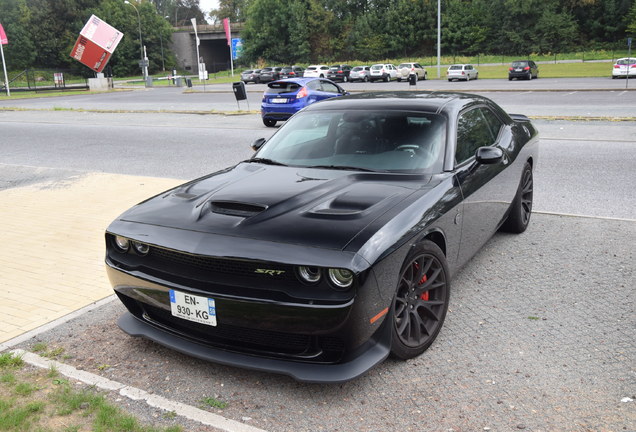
(447, 64), (479, 81)
(396, 63), (427, 82)
(349, 66), (371, 82)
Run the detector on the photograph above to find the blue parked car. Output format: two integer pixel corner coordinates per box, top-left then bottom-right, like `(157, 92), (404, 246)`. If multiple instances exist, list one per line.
(261, 77), (348, 127)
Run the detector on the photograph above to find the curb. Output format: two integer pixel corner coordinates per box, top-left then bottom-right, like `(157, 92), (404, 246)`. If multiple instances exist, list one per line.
(11, 349), (269, 432)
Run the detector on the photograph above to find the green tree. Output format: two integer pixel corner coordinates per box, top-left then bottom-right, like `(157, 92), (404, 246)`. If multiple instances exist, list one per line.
(0, 0), (36, 70)
(535, 6), (578, 53)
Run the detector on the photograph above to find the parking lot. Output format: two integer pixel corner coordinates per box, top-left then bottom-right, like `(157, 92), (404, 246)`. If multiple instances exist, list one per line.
(0, 83), (634, 431)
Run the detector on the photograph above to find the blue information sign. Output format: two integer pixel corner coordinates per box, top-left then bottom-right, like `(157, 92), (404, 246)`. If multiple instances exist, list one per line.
(231, 38), (243, 60)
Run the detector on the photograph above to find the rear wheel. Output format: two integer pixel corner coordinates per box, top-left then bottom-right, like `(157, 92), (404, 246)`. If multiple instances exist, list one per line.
(390, 241), (450, 360)
(343, 75), (348, 82)
(363, 75), (369, 82)
(501, 162), (533, 233)
(263, 118), (277, 127)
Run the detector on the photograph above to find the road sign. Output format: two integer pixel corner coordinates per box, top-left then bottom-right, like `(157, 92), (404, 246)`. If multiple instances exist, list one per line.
(231, 38), (243, 60)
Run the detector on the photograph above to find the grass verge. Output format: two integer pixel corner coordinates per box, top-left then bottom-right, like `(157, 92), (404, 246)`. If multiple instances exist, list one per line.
(0, 352), (182, 432)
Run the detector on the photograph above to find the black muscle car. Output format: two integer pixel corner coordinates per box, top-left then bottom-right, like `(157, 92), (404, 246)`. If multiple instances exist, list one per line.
(105, 92), (538, 383)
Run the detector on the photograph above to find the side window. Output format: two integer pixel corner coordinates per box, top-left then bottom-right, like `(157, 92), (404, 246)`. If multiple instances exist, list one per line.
(455, 108), (496, 164)
(320, 81), (340, 93)
(307, 80), (320, 90)
(481, 108), (504, 141)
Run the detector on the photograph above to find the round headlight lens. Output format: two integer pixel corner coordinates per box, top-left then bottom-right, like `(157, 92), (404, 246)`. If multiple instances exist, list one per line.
(298, 266), (321, 283)
(132, 241), (150, 255)
(328, 268), (354, 289)
(113, 236), (130, 252)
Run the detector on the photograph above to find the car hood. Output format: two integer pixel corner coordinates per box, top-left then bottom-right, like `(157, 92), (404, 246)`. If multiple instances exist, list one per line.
(115, 162), (431, 251)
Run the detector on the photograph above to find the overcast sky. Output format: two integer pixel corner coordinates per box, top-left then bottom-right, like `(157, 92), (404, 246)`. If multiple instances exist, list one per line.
(199, 0), (219, 15)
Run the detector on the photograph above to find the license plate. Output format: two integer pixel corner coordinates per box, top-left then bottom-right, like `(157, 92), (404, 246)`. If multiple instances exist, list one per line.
(515, 68), (523, 72)
(271, 98), (287, 103)
(169, 289), (216, 326)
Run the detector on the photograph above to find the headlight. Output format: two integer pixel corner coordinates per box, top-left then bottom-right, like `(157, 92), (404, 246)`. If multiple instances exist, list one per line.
(298, 266), (321, 283)
(113, 236), (130, 253)
(131, 241), (150, 255)
(328, 268), (353, 289)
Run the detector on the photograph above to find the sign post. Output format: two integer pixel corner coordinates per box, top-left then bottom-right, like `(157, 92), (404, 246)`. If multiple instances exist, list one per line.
(627, 38), (632, 89)
(0, 23), (9, 96)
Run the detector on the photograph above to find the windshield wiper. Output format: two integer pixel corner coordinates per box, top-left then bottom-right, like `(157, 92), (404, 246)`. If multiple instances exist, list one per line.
(247, 158), (288, 167)
(308, 165), (376, 172)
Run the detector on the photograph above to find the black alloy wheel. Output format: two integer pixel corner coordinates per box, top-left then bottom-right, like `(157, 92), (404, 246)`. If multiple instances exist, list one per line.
(390, 241), (450, 360)
(501, 162), (533, 233)
(263, 118), (277, 127)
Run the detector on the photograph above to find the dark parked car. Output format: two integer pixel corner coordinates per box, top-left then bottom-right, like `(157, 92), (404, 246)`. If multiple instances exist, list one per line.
(508, 60), (538, 80)
(106, 92), (538, 383)
(280, 66), (304, 79)
(258, 67), (283, 83)
(327, 64), (352, 82)
(260, 77), (347, 127)
(240, 69), (261, 84)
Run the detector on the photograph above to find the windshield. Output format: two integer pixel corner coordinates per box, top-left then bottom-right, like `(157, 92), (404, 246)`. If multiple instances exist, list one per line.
(254, 110), (446, 173)
(617, 58), (636, 65)
(266, 82), (302, 94)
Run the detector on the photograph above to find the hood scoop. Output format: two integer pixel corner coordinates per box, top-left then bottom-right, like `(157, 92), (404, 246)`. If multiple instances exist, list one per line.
(210, 201), (267, 218)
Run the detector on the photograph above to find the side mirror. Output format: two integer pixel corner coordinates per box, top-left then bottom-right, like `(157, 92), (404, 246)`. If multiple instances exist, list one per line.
(475, 146), (503, 165)
(251, 138), (266, 152)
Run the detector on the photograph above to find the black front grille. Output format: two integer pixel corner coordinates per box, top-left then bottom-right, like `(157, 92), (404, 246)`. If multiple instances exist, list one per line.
(150, 248), (296, 283)
(141, 302), (345, 363)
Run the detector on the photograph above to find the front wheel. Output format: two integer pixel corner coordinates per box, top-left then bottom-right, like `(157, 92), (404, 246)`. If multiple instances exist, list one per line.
(343, 75), (348, 82)
(501, 162), (533, 233)
(363, 75), (369, 82)
(390, 241), (450, 360)
(262, 118), (277, 127)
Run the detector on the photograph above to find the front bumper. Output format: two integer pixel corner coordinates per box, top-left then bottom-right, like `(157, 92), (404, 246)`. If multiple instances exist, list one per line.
(117, 308), (391, 383)
(105, 229), (394, 382)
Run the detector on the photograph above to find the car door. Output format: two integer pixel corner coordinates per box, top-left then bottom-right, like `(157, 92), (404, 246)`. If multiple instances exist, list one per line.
(453, 106), (515, 266)
(314, 80), (345, 102)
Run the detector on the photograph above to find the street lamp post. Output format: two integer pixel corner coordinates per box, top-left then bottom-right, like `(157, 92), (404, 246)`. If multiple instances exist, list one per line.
(124, 0), (148, 80)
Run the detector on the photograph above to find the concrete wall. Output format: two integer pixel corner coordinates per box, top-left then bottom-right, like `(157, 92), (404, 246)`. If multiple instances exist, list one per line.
(171, 27), (240, 73)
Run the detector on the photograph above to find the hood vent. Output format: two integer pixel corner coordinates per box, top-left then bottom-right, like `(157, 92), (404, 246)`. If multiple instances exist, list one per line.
(210, 201), (267, 218)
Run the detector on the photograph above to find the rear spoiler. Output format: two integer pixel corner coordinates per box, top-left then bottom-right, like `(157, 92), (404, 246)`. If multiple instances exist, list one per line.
(509, 113), (531, 122)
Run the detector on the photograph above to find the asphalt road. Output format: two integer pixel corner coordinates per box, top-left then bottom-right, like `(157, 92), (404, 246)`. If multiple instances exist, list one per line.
(1, 85), (635, 431)
(0, 110), (634, 220)
(1, 77), (635, 118)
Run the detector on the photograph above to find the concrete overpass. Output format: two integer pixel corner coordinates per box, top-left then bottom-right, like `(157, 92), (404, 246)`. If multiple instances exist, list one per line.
(171, 23), (243, 74)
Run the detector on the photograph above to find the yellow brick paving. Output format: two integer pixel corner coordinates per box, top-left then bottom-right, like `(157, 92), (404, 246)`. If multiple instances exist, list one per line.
(0, 173), (182, 343)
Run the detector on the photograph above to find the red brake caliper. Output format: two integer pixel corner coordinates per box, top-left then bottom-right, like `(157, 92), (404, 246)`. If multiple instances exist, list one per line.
(415, 262), (429, 301)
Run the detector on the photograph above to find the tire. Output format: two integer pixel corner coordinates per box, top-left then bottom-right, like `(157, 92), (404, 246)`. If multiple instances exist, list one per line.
(343, 75), (348, 82)
(501, 162), (533, 233)
(364, 75), (369, 82)
(527, 72), (532, 80)
(390, 240), (450, 360)
(508, 76), (513, 81)
(384, 74), (389, 82)
(475, 72), (478, 80)
(262, 118), (277, 127)
(397, 78), (402, 82)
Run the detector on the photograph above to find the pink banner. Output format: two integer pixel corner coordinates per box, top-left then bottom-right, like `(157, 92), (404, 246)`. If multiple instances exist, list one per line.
(0, 23), (8, 45)
(223, 18), (231, 46)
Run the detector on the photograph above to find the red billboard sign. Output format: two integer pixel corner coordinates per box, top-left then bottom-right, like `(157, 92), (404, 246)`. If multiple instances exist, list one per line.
(70, 15), (122, 73)
(70, 36), (112, 73)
